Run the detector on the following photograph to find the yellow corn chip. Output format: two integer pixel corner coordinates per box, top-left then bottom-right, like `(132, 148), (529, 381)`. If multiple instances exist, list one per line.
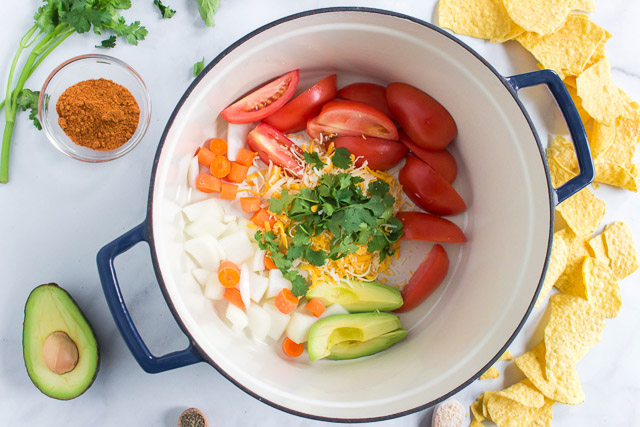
(499, 349), (514, 361)
(548, 155), (577, 187)
(595, 111), (640, 169)
(583, 257), (622, 318)
(496, 379), (545, 408)
(588, 233), (608, 262)
(486, 388), (553, 426)
(557, 255), (590, 299)
(532, 400), (554, 427)
(555, 187), (605, 236)
(438, 0), (522, 41)
(470, 394), (487, 423)
(479, 366), (500, 380)
(503, 0), (594, 35)
(595, 162), (639, 192)
(603, 222), (639, 279)
(516, 15), (605, 79)
(577, 58), (631, 125)
(548, 135), (579, 171)
(589, 120), (616, 160)
(536, 229), (570, 307)
(554, 229), (590, 293)
(566, 83), (593, 126)
(470, 419), (484, 427)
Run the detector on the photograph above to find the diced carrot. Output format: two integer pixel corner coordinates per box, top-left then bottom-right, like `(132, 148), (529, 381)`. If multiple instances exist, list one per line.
(226, 162), (249, 183)
(240, 197), (261, 213)
(250, 208), (276, 228)
(208, 138), (228, 156)
(210, 155), (231, 178)
(224, 288), (245, 310)
(195, 173), (221, 193)
(220, 182), (238, 200)
(305, 298), (326, 317)
(218, 261), (240, 288)
(264, 253), (276, 270)
(282, 338), (304, 357)
(236, 148), (257, 167)
(275, 288), (298, 314)
(197, 147), (215, 167)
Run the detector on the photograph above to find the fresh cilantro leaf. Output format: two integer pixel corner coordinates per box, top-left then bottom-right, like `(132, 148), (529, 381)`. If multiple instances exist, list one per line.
(153, 0), (176, 18)
(367, 231), (388, 253)
(304, 248), (327, 267)
(332, 147), (352, 169)
(268, 189), (295, 215)
(304, 151), (325, 170)
(368, 180), (390, 197)
(193, 57), (205, 77)
(96, 35), (116, 48)
(195, 0), (221, 27)
(285, 271), (309, 297)
(16, 89), (42, 130)
(292, 226), (311, 247)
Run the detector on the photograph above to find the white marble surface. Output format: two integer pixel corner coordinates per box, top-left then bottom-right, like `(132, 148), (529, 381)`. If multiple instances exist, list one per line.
(1, 1), (639, 426)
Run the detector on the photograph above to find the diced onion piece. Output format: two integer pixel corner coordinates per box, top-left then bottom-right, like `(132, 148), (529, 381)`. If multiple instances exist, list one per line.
(227, 123), (253, 162)
(222, 214), (237, 224)
(204, 274), (225, 300)
(218, 231), (254, 265)
(219, 222), (242, 238)
(184, 235), (220, 271)
(251, 249), (266, 272)
(246, 303), (271, 342)
(191, 268), (210, 287)
(248, 271), (269, 304)
(238, 264), (251, 308)
(263, 302), (291, 341)
(210, 238), (227, 260)
(184, 216), (227, 239)
(182, 198), (224, 222)
(187, 155), (200, 188)
(267, 269), (292, 299)
(285, 311), (317, 344)
(319, 303), (349, 319)
(225, 302), (248, 330)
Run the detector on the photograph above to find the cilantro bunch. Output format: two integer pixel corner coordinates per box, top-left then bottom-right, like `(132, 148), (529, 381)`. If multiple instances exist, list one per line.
(1, 0), (148, 183)
(256, 148), (404, 296)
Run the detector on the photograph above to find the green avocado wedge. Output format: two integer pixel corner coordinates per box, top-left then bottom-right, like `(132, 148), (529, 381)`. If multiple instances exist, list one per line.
(306, 279), (403, 312)
(23, 283), (99, 400)
(328, 329), (408, 360)
(307, 312), (403, 361)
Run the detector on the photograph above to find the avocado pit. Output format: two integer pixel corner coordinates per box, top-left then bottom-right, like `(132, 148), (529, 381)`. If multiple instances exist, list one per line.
(43, 331), (79, 375)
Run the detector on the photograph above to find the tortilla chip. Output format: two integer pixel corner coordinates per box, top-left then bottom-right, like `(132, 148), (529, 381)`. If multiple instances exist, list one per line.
(532, 400), (554, 427)
(536, 230), (570, 307)
(595, 163), (639, 191)
(588, 233), (608, 262)
(438, 0), (523, 41)
(595, 111), (640, 169)
(555, 187), (606, 236)
(583, 257), (622, 318)
(577, 58), (632, 125)
(554, 229), (591, 294)
(556, 255), (590, 299)
(496, 379), (545, 408)
(548, 155), (578, 187)
(566, 83), (593, 126)
(503, 0), (594, 35)
(603, 222), (639, 279)
(499, 349), (514, 361)
(589, 120), (616, 160)
(516, 15), (606, 79)
(470, 394), (487, 423)
(480, 366), (500, 380)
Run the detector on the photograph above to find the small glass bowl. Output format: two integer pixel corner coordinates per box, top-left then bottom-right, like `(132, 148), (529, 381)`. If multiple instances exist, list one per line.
(39, 54), (151, 162)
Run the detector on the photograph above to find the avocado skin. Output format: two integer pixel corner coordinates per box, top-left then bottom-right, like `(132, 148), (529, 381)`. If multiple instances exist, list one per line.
(328, 329), (408, 360)
(23, 283), (100, 400)
(306, 280), (403, 312)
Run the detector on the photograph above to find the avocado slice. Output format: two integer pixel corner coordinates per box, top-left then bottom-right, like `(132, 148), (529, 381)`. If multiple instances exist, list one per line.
(307, 312), (402, 361)
(328, 329), (407, 360)
(23, 283), (99, 400)
(306, 279), (403, 312)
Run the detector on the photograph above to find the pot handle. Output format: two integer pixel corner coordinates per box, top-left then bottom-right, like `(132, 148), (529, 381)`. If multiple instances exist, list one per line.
(97, 222), (203, 373)
(506, 70), (594, 205)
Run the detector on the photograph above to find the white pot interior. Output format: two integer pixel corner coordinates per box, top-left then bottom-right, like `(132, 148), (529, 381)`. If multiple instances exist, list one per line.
(150, 10), (552, 420)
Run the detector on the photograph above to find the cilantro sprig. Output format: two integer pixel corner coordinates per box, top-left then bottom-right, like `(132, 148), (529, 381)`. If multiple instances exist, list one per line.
(256, 150), (403, 296)
(1, 0), (148, 183)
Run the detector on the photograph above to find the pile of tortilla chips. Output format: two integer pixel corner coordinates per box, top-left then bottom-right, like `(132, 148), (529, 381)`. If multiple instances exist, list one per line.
(439, 0), (640, 425)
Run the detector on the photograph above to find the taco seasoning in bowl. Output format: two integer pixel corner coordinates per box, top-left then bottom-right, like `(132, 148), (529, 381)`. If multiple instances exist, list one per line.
(39, 54), (151, 162)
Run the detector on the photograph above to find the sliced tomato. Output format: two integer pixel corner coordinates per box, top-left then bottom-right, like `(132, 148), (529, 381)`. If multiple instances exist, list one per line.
(333, 136), (407, 171)
(386, 82), (457, 150)
(337, 82), (392, 118)
(246, 123), (304, 176)
(397, 211), (466, 243)
(395, 244), (449, 313)
(263, 74), (337, 134)
(399, 156), (466, 216)
(316, 100), (399, 140)
(221, 70), (300, 124)
(307, 117), (356, 141)
(398, 130), (457, 183)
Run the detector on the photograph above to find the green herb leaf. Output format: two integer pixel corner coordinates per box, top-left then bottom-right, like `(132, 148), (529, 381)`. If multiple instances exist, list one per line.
(268, 189), (295, 215)
(95, 35), (116, 48)
(16, 89), (42, 130)
(195, 0), (221, 27)
(304, 151), (325, 170)
(153, 0), (176, 18)
(193, 57), (205, 77)
(368, 179), (390, 197)
(285, 271), (309, 297)
(331, 147), (352, 169)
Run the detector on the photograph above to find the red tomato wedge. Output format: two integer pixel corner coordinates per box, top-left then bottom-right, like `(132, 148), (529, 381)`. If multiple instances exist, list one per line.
(333, 136), (408, 171)
(246, 123), (304, 176)
(316, 100), (399, 140)
(398, 130), (457, 183)
(263, 74), (337, 134)
(399, 156), (466, 216)
(221, 70), (300, 124)
(386, 82), (457, 150)
(337, 82), (393, 118)
(397, 211), (466, 243)
(307, 117), (351, 141)
(395, 244), (449, 313)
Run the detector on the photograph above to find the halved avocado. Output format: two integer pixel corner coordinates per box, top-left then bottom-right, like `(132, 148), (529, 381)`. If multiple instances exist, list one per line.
(328, 329), (408, 360)
(306, 279), (403, 312)
(307, 312), (402, 361)
(23, 283), (99, 400)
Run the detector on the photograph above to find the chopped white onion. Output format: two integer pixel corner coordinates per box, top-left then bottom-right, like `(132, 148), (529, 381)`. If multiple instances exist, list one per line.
(218, 230), (254, 265)
(263, 302), (291, 341)
(187, 155), (200, 189)
(191, 268), (210, 287)
(266, 269), (292, 299)
(251, 249), (266, 272)
(227, 123), (254, 161)
(238, 264), (251, 308)
(319, 303), (350, 319)
(246, 303), (271, 342)
(285, 311), (317, 344)
(183, 235), (220, 271)
(225, 302), (248, 331)
(204, 273), (225, 300)
(182, 198), (224, 222)
(184, 216), (226, 239)
(222, 214), (237, 224)
(248, 271), (269, 304)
